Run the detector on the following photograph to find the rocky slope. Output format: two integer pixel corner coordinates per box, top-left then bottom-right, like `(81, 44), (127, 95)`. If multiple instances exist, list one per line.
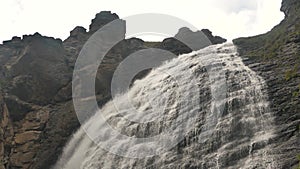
(233, 0), (300, 168)
(0, 11), (225, 169)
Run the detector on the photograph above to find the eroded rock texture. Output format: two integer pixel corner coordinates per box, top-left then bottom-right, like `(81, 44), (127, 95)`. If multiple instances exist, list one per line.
(0, 11), (226, 169)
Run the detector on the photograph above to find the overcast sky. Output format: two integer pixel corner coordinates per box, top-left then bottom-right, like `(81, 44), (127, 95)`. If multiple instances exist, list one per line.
(0, 0), (284, 43)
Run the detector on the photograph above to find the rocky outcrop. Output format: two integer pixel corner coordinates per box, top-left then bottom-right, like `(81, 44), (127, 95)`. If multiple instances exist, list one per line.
(281, 0), (300, 17)
(154, 27), (227, 55)
(233, 0), (300, 168)
(201, 29), (226, 44)
(0, 32), (77, 168)
(0, 10), (226, 169)
(0, 33), (78, 168)
(1, 33), (71, 105)
(89, 11), (119, 33)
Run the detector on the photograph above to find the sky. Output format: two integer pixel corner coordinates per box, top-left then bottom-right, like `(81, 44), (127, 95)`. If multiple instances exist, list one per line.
(0, 0), (284, 43)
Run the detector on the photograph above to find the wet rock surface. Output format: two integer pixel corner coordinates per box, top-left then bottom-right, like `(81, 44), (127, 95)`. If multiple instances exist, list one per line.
(233, 0), (300, 168)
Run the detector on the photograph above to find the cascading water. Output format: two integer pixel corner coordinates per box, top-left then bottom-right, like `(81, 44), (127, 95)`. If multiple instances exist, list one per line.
(54, 43), (278, 169)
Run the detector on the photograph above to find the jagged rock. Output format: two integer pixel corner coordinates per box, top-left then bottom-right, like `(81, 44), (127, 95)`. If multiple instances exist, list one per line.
(70, 26), (86, 37)
(160, 27), (226, 55)
(175, 27), (226, 50)
(5, 34), (72, 105)
(280, 0), (300, 17)
(201, 29), (227, 44)
(2, 37), (22, 46)
(89, 11), (119, 33)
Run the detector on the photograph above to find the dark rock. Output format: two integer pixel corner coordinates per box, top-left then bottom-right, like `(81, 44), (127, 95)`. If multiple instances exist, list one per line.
(174, 27), (212, 50)
(201, 29), (227, 44)
(2, 36), (22, 48)
(161, 37), (192, 55)
(89, 11), (119, 33)
(158, 27), (227, 55)
(280, 0), (300, 17)
(70, 26), (86, 37)
(175, 27), (226, 50)
(7, 35), (71, 105)
(233, 0), (300, 168)
(4, 96), (34, 122)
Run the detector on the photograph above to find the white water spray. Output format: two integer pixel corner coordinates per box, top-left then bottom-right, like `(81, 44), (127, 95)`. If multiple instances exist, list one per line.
(54, 43), (277, 169)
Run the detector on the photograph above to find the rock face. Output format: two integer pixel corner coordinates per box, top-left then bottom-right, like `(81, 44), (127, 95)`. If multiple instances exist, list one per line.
(233, 0), (300, 168)
(201, 29), (226, 44)
(281, 0), (300, 17)
(89, 11), (119, 33)
(8, 34), (71, 105)
(0, 94), (14, 169)
(0, 11), (226, 169)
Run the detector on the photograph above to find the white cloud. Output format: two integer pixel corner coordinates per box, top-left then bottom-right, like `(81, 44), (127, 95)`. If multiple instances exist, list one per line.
(0, 0), (284, 43)
(211, 0), (258, 13)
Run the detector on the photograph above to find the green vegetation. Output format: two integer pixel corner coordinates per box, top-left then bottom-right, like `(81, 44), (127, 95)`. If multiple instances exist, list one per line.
(233, 22), (289, 60)
(297, 125), (300, 169)
(0, 159), (4, 166)
(297, 154), (300, 169)
(144, 41), (161, 48)
(285, 66), (298, 81)
(0, 79), (9, 90)
(293, 91), (299, 97)
(292, 84), (300, 98)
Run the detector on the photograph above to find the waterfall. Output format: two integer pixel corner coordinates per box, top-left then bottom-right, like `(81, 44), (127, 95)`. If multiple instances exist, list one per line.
(54, 43), (277, 169)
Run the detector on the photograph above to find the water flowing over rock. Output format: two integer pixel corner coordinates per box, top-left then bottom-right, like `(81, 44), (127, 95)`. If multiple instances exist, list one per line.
(0, 11), (226, 168)
(0, 0), (299, 167)
(54, 43), (279, 169)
